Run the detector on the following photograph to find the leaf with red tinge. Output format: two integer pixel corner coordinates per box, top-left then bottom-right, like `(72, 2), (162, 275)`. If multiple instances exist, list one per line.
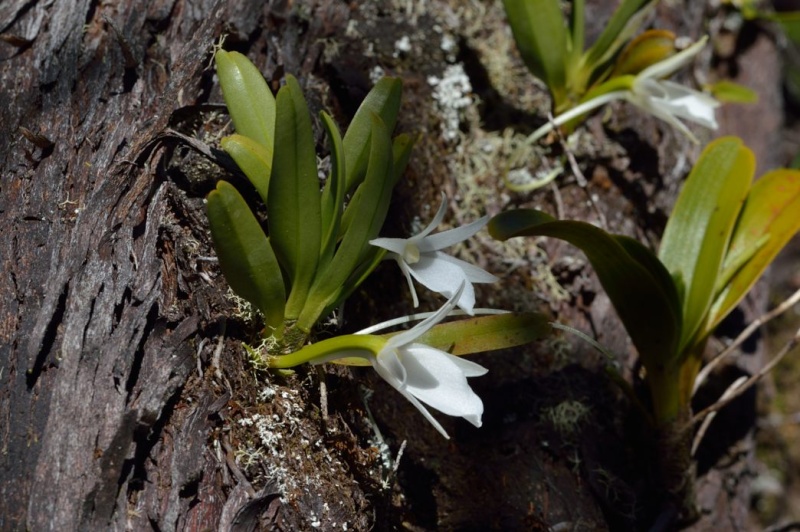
(658, 137), (754, 352)
(706, 169), (800, 335)
(332, 313), (549, 366)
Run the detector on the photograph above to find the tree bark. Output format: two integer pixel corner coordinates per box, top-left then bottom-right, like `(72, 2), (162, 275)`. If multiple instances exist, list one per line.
(1, 1), (260, 529)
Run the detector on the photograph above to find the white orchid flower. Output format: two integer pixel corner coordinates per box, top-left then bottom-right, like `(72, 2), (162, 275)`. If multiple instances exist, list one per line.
(528, 36), (719, 145)
(370, 196), (499, 314)
(364, 282), (488, 438)
(272, 283), (488, 439)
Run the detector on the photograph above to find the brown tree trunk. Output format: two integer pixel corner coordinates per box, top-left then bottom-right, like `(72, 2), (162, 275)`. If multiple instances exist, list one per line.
(0, 1), (318, 529)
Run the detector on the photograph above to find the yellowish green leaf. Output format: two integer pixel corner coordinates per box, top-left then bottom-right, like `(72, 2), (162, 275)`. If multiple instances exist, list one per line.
(268, 75), (321, 319)
(215, 50), (275, 153)
(706, 169), (800, 334)
(706, 80), (758, 104)
(207, 181), (285, 335)
(220, 134), (271, 204)
(332, 313), (550, 366)
(610, 29), (676, 77)
(658, 137), (754, 352)
(489, 209), (682, 369)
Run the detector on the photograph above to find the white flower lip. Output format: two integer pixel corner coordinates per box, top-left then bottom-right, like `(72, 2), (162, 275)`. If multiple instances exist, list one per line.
(370, 195), (499, 314)
(370, 282), (488, 439)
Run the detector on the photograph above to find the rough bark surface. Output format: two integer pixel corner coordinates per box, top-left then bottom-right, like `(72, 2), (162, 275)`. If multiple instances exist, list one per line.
(0, 1), (273, 529)
(0, 0), (790, 530)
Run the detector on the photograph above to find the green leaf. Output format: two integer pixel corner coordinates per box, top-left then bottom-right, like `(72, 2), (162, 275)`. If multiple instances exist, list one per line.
(390, 133), (416, 185)
(333, 247), (387, 314)
(221, 134), (272, 204)
(342, 77), (403, 193)
(332, 313), (550, 366)
(609, 29), (677, 78)
(569, 0), (586, 65)
(489, 209), (682, 369)
(319, 132), (415, 315)
(215, 50), (276, 154)
(706, 168), (800, 334)
(658, 137), (754, 352)
(207, 181), (285, 335)
(339, 132), (416, 238)
(584, 0), (656, 71)
(502, 0), (568, 107)
(791, 151), (800, 170)
(707, 80), (758, 104)
(268, 75), (322, 319)
(319, 112), (347, 267)
(773, 11), (800, 43)
(299, 113), (394, 330)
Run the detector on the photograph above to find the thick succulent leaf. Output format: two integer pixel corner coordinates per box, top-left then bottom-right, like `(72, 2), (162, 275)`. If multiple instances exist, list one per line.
(215, 50), (275, 153)
(342, 77), (403, 193)
(319, 132), (415, 318)
(708, 80), (758, 104)
(489, 209), (682, 368)
(332, 313), (550, 366)
(207, 181), (285, 334)
(319, 112), (347, 267)
(268, 75), (321, 319)
(220, 134), (271, 204)
(339, 132), (416, 237)
(705, 169), (800, 334)
(609, 29), (677, 77)
(299, 114), (394, 330)
(569, 0), (586, 62)
(584, 0), (656, 70)
(615, 235), (683, 328)
(391, 133), (416, 185)
(332, 247), (387, 316)
(658, 137), (754, 352)
(502, 0), (568, 106)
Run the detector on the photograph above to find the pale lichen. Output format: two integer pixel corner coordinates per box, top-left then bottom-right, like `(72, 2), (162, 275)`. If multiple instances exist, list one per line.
(542, 399), (591, 435)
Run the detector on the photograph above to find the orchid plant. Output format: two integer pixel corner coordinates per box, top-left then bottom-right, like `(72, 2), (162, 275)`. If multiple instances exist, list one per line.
(527, 36), (720, 145)
(489, 137), (800, 522)
(271, 284), (519, 439)
(209, 50), (411, 351)
(504, 0), (722, 153)
(206, 50), (548, 436)
(503, 0), (659, 114)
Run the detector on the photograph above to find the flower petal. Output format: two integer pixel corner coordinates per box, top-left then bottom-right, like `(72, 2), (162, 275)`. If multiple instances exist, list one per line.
(395, 255), (421, 308)
(638, 36), (708, 81)
(369, 237), (408, 256)
(445, 352), (489, 377)
(373, 347), (408, 388)
(386, 281), (465, 348)
(415, 193), (449, 240)
(636, 96), (699, 141)
(434, 252), (499, 284)
(406, 256), (477, 313)
(418, 215), (490, 252)
(395, 385), (452, 438)
(656, 80), (719, 128)
(400, 345), (485, 427)
(371, 351), (451, 438)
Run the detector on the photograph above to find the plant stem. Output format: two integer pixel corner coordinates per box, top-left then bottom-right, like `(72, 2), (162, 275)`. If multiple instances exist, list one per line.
(268, 334), (384, 368)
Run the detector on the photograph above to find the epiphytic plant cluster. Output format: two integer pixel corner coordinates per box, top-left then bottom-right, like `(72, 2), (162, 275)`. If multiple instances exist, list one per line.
(204, 2), (800, 525)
